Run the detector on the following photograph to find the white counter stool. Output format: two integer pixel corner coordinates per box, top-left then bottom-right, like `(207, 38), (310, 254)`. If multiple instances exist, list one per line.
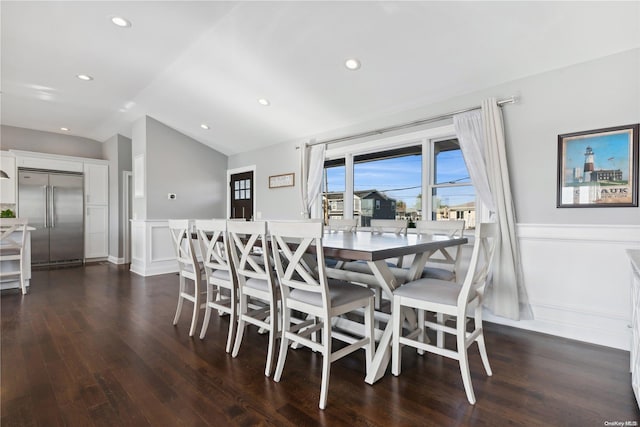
(195, 219), (237, 353)
(415, 219), (466, 282)
(0, 218), (29, 295)
(270, 220), (374, 410)
(227, 220), (280, 376)
(391, 222), (498, 404)
(168, 220), (205, 337)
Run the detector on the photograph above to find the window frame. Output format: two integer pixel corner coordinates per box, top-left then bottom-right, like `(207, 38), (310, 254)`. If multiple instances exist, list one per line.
(322, 124), (477, 227)
(427, 138), (476, 223)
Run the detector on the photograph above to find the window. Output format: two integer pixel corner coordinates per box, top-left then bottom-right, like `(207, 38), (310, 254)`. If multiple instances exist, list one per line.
(322, 161), (346, 219)
(323, 146), (422, 227)
(321, 126), (475, 229)
(234, 178), (251, 200)
(430, 139), (476, 228)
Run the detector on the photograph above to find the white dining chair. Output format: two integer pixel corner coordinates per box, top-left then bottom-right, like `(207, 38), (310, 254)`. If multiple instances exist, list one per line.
(227, 220), (280, 376)
(391, 222), (498, 404)
(415, 219), (466, 281)
(370, 219), (407, 235)
(325, 218), (357, 268)
(327, 218), (357, 233)
(168, 219), (205, 337)
(0, 218), (29, 295)
(195, 219), (237, 353)
(269, 220), (374, 410)
(341, 218), (409, 307)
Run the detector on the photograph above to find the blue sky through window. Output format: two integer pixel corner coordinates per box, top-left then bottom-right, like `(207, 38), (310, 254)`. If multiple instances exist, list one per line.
(324, 149), (475, 207)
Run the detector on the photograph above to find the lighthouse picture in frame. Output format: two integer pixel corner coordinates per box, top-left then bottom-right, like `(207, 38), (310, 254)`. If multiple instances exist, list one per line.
(557, 124), (638, 208)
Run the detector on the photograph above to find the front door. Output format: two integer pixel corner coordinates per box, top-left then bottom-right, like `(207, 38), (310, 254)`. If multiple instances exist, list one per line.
(230, 171), (254, 220)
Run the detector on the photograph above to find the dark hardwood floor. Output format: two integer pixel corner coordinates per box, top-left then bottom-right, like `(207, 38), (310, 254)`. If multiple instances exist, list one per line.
(1, 263), (638, 426)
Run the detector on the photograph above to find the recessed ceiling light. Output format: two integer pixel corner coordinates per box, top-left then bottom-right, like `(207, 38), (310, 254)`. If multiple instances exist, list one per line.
(111, 16), (131, 28)
(76, 74), (93, 81)
(200, 124), (210, 130)
(60, 127), (70, 132)
(345, 58), (361, 70)
(257, 98), (270, 106)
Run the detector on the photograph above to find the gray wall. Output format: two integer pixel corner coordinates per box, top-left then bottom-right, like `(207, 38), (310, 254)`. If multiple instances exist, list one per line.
(0, 125), (104, 158)
(102, 134), (132, 259)
(229, 48), (640, 226)
(229, 140), (300, 220)
(133, 116), (228, 220)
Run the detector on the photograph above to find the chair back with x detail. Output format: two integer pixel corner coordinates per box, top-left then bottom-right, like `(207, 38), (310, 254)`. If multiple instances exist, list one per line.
(269, 220), (374, 409)
(392, 221), (498, 404)
(168, 219), (204, 337)
(327, 218), (357, 233)
(369, 219), (407, 235)
(227, 220), (280, 377)
(415, 219), (466, 282)
(195, 219), (237, 352)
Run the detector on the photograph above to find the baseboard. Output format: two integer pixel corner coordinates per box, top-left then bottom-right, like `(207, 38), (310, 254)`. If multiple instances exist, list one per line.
(130, 258), (177, 277)
(485, 302), (630, 351)
(108, 255), (125, 265)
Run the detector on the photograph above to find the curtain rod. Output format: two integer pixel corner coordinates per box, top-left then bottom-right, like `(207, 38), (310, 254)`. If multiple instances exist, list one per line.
(306, 96), (519, 147)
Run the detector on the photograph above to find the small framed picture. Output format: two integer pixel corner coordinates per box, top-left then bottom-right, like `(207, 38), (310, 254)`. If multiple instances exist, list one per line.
(269, 173), (295, 189)
(557, 124), (639, 208)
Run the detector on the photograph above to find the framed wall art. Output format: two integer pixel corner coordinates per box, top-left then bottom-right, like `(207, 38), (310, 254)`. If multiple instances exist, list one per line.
(557, 124), (638, 208)
(269, 173), (295, 189)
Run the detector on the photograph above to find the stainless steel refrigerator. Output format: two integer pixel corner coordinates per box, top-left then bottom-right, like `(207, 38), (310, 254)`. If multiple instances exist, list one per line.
(18, 169), (84, 265)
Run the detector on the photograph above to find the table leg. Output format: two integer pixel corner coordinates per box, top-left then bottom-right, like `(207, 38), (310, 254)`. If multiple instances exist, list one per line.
(365, 253), (432, 384)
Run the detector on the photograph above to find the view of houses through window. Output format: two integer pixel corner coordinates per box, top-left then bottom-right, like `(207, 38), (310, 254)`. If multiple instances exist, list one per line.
(431, 139), (476, 228)
(322, 139), (476, 229)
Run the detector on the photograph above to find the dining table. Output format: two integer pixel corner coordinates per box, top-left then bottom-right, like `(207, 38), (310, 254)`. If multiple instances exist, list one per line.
(320, 230), (468, 384)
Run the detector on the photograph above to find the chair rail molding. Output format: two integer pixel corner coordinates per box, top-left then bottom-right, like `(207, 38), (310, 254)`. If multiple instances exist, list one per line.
(484, 223), (640, 351)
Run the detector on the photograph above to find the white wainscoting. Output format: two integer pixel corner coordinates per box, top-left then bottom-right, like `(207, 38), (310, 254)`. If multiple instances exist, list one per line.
(130, 220), (178, 277)
(484, 223), (640, 351)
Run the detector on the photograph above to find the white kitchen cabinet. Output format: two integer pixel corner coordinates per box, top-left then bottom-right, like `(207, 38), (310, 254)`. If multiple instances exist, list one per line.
(85, 205), (108, 258)
(84, 163), (108, 205)
(83, 162), (109, 259)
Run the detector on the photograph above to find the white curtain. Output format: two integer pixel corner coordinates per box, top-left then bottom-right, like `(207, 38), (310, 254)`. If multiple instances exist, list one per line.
(454, 98), (533, 320)
(300, 142), (326, 219)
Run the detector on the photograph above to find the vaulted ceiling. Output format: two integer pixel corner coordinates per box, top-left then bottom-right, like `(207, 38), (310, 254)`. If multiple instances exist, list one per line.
(2, 1), (639, 155)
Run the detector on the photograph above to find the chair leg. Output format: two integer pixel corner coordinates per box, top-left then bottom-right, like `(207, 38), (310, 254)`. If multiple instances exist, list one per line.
(273, 308), (291, 383)
(232, 294), (248, 357)
(225, 287), (237, 353)
(364, 297), (374, 375)
(20, 258), (27, 295)
(199, 283), (213, 339)
(264, 302), (278, 377)
(173, 275), (186, 326)
(475, 304), (492, 376)
(319, 321), (332, 410)
(436, 312), (445, 348)
(391, 297), (402, 376)
(188, 279), (200, 337)
(417, 309), (425, 355)
(457, 320), (476, 404)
